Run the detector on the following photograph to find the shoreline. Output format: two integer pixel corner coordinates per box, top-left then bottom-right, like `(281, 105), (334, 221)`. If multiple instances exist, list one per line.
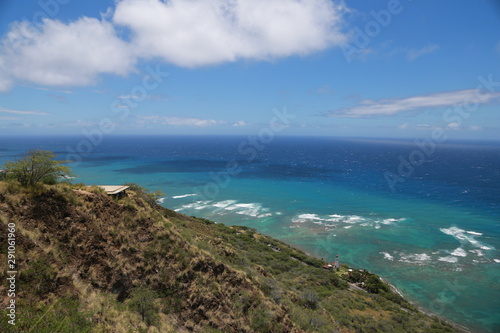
(379, 277), (471, 333)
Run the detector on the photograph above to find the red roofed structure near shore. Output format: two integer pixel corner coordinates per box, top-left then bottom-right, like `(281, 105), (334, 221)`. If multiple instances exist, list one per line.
(323, 254), (341, 271)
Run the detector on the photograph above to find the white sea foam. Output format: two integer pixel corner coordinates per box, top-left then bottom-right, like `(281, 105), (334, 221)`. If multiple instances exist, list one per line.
(156, 197), (166, 204)
(234, 203), (257, 208)
(440, 226), (466, 237)
(174, 204), (191, 211)
(440, 226), (492, 250)
(213, 200), (237, 208)
(438, 256), (459, 263)
(209, 200), (272, 218)
(291, 212), (404, 230)
(493, 259), (500, 263)
(469, 249), (484, 257)
(381, 252), (394, 261)
(298, 213), (322, 220)
(175, 201), (210, 211)
(382, 218), (398, 224)
(172, 193), (197, 199)
(451, 248), (467, 257)
(325, 216), (344, 222)
(234, 204), (259, 216)
(292, 213), (322, 223)
(345, 215), (364, 223)
(398, 253), (431, 264)
(231, 203), (261, 216)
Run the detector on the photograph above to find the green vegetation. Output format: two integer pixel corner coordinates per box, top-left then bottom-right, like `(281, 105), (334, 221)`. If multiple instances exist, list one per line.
(124, 183), (165, 206)
(128, 286), (160, 327)
(0, 181), (462, 332)
(3, 150), (72, 186)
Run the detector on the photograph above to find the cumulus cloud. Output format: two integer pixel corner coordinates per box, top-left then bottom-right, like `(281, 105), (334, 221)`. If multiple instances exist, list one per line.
(0, 17), (134, 90)
(0, 0), (347, 91)
(137, 115), (226, 127)
(327, 89), (500, 118)
(113, 0), (346, 67)
(407, 44), (439, 61)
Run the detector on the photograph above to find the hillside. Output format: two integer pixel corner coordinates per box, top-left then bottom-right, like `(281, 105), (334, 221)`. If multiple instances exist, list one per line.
(0, 182), (462, 332)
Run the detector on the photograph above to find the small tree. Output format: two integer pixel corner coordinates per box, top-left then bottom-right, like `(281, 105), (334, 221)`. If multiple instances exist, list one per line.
(129, 286), (159, 326)
(4, 150), (73, 186)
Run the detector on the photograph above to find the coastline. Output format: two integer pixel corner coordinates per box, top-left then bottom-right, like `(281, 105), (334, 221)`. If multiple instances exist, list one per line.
(2, 135), (499, 332)
(380, 277), (471, 333)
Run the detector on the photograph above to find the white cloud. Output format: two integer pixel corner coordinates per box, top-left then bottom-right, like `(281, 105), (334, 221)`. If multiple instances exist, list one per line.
(117, 94), (142, 99)
(397, 123), (485, 132)
(396, 123), (437, 130)
(0, 106), (49, 115)
(56, 120), (99, 128)
(0, 116), (21, 120)
(137, 115), (226, 127)
(0, 17), (135, 91)
(327, 89), (500, 118)
(113, 0), (347, 67)
(415, 124), (433, 129)
(0, 0), (347, 90)
(407, 44), (439, 61)
(232, 120), (249, 127)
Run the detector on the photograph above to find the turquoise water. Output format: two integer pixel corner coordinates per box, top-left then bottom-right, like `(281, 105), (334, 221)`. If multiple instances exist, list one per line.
(1, 135), (499, 332)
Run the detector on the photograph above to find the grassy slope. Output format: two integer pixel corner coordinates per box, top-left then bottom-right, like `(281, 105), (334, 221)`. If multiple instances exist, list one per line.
(0, 182), (461, 332)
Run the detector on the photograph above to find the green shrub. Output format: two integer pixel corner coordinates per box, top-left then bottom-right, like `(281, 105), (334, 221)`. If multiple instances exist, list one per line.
(3, 150), (73, 186)
(128, 286), (159, 327)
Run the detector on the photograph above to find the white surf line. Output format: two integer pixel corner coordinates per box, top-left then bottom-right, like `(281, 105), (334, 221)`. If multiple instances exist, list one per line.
(172, 194), (197, 199)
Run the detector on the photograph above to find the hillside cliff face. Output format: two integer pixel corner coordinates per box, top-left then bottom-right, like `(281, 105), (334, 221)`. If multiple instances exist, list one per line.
(0, 182), (460, 332)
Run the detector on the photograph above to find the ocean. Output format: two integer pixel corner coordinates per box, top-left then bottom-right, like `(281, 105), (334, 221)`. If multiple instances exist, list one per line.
(1, 135), (499, 332)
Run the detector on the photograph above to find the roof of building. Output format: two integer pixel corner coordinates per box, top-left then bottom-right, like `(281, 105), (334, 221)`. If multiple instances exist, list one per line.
(98, 185), (129, 195)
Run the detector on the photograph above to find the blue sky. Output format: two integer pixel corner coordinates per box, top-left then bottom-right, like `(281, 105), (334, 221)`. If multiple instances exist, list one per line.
(0, 0), (499, 140)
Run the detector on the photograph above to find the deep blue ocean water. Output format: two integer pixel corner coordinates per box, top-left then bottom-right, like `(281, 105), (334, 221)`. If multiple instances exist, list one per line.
(1, 135), (499, 332)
